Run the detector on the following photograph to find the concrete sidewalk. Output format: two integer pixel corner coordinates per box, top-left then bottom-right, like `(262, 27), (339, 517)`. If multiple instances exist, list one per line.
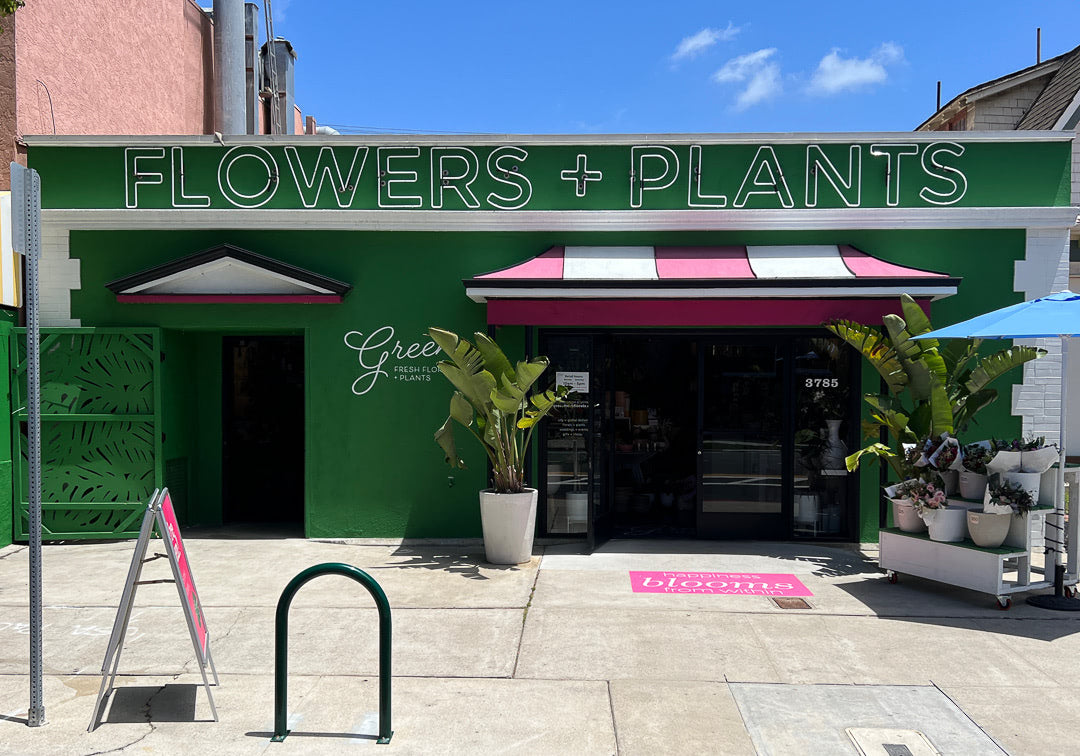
(1, 536), (1078, 754)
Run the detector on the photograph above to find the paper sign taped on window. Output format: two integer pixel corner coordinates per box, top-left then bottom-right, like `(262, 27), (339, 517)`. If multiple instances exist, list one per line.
(556, 371), (589, 394)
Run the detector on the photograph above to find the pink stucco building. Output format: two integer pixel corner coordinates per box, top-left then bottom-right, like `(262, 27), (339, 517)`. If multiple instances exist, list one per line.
(0, 0), (306, 190)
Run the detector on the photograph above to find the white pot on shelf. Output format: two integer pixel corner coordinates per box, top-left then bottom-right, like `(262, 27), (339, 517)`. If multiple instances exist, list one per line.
(966, 510), (1011, 548)
(891, 498), (926, 533)
(479, 489), (538, 565)
(1002, 471), (1041, 502)
(958, 470), (988, 500)
(921, 506), (967, 542)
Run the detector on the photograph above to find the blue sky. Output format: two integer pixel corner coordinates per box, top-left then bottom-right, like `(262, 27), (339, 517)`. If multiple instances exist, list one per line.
(272, 1), (1080, 135)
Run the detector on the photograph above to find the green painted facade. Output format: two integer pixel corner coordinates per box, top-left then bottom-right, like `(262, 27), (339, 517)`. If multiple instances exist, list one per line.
(14, 134), (1074, 543)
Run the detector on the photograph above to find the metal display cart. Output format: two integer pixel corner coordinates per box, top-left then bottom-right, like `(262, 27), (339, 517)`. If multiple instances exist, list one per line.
(879, 505), (1075, 609)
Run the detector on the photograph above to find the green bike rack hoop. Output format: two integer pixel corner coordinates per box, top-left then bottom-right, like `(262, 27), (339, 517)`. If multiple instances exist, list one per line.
(271, 562), (392, 744)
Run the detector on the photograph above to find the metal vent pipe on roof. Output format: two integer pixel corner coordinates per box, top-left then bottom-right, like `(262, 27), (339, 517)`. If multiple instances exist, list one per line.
(213, 0), (247, 135)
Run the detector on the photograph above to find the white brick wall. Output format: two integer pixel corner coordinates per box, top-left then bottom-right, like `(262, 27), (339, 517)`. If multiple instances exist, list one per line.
(40, 227), (80, 327)
(1012, 228), (1071, 444)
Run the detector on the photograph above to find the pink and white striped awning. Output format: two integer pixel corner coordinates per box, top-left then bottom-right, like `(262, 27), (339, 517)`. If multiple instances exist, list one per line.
(465, 245), (959, 327)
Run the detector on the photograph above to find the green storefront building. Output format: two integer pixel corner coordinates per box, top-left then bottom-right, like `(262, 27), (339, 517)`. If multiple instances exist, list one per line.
(3, 131), (1074, 549)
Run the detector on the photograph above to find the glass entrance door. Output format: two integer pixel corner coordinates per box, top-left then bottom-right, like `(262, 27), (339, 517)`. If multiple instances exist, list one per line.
(698, 341), (786, 538)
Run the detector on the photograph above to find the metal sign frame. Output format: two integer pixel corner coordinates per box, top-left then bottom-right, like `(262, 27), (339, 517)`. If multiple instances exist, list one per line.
(88, 488), (218, 731)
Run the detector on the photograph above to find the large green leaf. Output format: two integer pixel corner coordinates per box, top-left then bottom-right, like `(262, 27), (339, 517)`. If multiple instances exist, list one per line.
(449, 391), (474, 427)
(434, 416), (466, 469)
(825, 320), (906, 394)
(953, 388), (997, 432)
(964, 346), (1044, 396)
(844, 443), (896, 472)
(927, 374), (954, 437)
(900, 294), (937, 347)
(474, 331), (515, 386)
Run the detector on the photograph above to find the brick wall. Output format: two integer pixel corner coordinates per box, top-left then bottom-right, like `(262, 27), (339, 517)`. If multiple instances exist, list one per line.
(1012, 228), (1071, 445)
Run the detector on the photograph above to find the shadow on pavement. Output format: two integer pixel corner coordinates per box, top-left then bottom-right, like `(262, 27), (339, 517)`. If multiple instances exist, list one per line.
(104, 684), (207, 724)
(373, 547), (525, 580)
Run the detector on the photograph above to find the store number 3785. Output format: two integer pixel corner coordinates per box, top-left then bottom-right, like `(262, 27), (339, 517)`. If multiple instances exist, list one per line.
(804, 378), (840, 388)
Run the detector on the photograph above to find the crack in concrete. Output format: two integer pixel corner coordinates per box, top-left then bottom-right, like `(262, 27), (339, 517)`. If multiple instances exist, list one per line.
(511, 554), (542, 679)
(83, 683), (164, 755)
(0, 546), (27, 561)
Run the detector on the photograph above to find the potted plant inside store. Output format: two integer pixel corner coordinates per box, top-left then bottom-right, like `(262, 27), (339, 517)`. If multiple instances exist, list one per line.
(429, 327), (569, 565)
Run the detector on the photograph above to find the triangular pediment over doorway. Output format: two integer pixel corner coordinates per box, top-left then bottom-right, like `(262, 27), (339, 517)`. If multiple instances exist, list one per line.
(105, 244), (352, 303)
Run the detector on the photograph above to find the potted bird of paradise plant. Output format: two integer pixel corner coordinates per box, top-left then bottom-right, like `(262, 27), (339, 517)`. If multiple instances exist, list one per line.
(429, 327), (569, 564)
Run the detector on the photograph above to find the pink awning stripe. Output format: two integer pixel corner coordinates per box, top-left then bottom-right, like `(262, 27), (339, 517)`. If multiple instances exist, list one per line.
(839, 244), (947, 278)
(476, 246), (565, 279)
(654, 246), (753, 279)
(485, 298), (929, 327)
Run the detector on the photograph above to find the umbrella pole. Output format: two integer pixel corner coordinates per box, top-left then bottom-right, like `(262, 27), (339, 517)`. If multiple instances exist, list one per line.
(1028, 337), (1080, 610)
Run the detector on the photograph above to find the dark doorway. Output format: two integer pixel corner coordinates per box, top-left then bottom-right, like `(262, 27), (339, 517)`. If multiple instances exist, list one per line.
(222, 335), (305, 528)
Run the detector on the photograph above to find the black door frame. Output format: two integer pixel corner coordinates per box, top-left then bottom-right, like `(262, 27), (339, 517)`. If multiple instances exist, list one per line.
(540, 328), (860, 546)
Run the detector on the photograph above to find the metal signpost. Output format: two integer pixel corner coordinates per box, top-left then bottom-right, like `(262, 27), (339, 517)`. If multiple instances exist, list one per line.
(89, 488), (219, 730)
(11, 162), (44, 727)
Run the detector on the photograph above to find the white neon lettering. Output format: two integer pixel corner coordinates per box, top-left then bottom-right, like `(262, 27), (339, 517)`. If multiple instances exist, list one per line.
(631, 146), (680, 208)
(431, 147), (481, 209)
(733, 146), (793, 208)
(919, 142), (967, 205)
(688, 145), (727, 207)
(125, 147), (165, 208)
(869, 143), (919, 207)
(377, 147), (423, 208)
(486, 146), (532, 210)
(170, 147), (210, 208)
(285, 146), (368, 208)
(805, 144), (861, 207)
(217, 146), (279, 208)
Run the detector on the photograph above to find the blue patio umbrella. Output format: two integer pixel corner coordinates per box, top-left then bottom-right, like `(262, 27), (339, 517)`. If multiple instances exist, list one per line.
(913, 290), (1080, 610)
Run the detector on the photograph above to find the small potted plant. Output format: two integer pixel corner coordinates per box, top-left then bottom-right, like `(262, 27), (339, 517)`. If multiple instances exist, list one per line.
(429, 327), (568, 564)
(987, 437), (1058, 502)
(959, 443), (992, 500)
(969, 473), (1035, 548)
(897, 477), (966, 542)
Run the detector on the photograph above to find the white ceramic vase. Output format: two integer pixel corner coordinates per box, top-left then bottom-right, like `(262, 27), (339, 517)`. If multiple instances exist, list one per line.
(921, 506), (967, 542)
(958, 470), (988, 500)
(966, 510), (1011, 548)
(891, 498), (927, 533)
(821, 419), (847, 471)
(479, 488), (538, 565)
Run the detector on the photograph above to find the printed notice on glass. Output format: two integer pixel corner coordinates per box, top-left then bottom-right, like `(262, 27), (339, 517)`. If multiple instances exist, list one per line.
(556, 371), (589, 394)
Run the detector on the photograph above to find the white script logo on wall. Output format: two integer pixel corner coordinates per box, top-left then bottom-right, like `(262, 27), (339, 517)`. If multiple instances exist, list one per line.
(344, 326), (442, 396)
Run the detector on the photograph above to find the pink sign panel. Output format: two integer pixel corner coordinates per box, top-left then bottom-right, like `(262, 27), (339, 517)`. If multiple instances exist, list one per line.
(159, 491), (209, 658)
(629, 571), (813, 597)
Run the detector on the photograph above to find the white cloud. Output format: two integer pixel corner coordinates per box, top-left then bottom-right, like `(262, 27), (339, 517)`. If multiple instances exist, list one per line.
(671, 23), (741, 62)
(712, 48), (782, 110)
(806, 42), (905, 95)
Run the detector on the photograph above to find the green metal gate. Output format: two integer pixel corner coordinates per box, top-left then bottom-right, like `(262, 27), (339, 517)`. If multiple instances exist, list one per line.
(10, 328), (162, 540)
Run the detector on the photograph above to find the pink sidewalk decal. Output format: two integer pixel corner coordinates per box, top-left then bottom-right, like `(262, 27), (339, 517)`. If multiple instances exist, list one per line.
(629, 571), (813, 596)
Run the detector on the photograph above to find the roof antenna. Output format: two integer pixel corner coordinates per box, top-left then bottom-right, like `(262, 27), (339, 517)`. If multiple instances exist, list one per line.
(1037, 27), (1041, 64)
(936, 81), (941, 112)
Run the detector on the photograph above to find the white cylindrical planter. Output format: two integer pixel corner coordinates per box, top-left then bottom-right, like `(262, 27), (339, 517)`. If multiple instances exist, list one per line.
(1002, 471), (1041, 502)
(966, 510), (1011, 548)
(479, 489), (538, 565)
(795, 493), (820, 525)
(891, 498), (927, 533)
(958, 470), (988, 500)
(921, 507), (967, 542)
(565, 492), (588, 527)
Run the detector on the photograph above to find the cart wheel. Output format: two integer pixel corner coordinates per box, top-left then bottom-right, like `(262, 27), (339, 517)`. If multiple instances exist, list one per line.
(1066, 586), (1076, 599)
(995, 597), (1012, 610)
(886, 571), (898, 584)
